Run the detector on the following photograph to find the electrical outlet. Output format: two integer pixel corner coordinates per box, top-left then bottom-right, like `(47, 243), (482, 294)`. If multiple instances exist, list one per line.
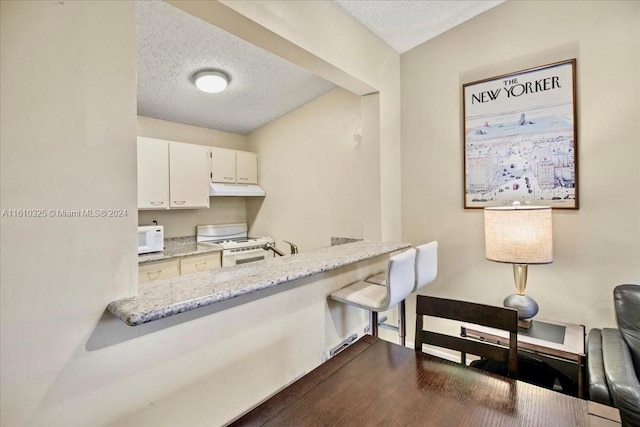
(150, 218), (158, 225)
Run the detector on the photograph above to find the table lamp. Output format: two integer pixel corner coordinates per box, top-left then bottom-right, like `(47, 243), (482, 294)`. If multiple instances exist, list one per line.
(484, 202), (553, 328)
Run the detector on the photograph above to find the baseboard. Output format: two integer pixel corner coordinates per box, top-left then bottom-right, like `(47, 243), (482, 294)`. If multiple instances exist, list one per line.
(328, 331), (463, 365)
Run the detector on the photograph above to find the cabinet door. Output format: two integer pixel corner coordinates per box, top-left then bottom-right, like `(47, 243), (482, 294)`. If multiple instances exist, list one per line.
(169, 142), (210, 208)
(236, 151), (258, 184)
(211, 147), (237, 183)
(138, 259), (180, 283)
(137, 137), (169, 209)
(180, 253), (221, 275)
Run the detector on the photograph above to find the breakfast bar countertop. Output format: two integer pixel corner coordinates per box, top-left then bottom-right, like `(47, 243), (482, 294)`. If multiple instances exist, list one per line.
(109, 240), (410, 326)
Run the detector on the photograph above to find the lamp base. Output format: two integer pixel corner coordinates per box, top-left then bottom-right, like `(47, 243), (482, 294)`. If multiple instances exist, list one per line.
(503, 294), (539, 328)
(518, 318), (533, 329)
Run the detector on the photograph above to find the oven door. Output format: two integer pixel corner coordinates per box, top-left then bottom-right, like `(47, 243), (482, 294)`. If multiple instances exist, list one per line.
(222, 247), (272, 267)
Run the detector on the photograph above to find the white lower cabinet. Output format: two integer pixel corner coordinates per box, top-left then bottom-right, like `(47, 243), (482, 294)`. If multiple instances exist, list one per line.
(139, 252), (222, 283)
(138, 259), (180, 283)
(179, 253), (221, 275)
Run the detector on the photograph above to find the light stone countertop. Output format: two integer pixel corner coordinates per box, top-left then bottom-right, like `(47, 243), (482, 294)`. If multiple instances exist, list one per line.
(109, 240), (411, 326)
(138, 236), (221, 264)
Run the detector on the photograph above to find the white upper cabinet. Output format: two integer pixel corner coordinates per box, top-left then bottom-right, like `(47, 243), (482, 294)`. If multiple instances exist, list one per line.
(137, 137), (210, 210)
(236, 151), (258, 184)
(137, 138), (260, 209)
(210, 147), (237, 183)
(211, 147), (259, 185)
(169, 142), (210, 209)
(137, 137), (170, 209)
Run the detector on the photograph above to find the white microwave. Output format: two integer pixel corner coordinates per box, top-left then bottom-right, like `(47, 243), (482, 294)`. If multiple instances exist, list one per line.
(138, 225), (164, 254)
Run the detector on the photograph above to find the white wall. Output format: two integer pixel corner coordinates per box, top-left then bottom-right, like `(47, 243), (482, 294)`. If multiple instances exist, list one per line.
(246, 88), (364, 251)
(136, 116), (247, 238)
(0, 1), (138, 425)
(401, 0), (640, 338)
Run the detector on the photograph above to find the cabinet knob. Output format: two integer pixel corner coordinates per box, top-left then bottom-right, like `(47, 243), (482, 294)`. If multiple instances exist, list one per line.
(224, 177), (233, 181)
(150, 201), (164, 206)
(173, 200), (186, 205)
(239, 177), (248, 181)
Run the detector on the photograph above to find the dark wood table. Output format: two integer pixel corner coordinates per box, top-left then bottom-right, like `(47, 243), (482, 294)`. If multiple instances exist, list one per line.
(231, 335), (594, 426)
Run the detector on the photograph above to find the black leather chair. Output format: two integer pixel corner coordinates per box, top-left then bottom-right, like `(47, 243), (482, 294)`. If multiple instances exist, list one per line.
(587, 284), (640, 427)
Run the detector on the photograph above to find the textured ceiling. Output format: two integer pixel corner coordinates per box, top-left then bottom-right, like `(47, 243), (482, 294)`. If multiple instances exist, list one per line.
(136, 1), (504, 135)
(333, 0), (504, 53)
(136, 1), (336, 135)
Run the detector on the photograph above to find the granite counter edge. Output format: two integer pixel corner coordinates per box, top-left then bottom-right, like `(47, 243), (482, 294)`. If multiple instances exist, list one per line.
(109, 241), (411, 326)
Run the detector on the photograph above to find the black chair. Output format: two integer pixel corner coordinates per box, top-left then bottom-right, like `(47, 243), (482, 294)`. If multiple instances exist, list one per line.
(415, 295), (519, 378)
(587, 284), (640, 427)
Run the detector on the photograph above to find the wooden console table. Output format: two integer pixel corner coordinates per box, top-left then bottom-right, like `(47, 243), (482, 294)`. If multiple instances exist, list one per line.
(462, 317), (586, 398)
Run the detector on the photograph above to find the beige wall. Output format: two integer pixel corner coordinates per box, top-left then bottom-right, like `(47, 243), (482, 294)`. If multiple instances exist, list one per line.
(0, 1), (138, 425)
(137, 115), (247, 238)
(103, 256), (386, 426)
(171, 0), (402, 241)
(0, 2), (393, 426)
(5, 1), (637, 426)
(246, 88), (364, 251)
(137, 115), (246, 149)
(401, 0), (640, 338)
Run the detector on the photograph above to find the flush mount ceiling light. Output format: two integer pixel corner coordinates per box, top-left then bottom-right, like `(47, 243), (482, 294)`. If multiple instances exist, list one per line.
(192, 70), (229, 93)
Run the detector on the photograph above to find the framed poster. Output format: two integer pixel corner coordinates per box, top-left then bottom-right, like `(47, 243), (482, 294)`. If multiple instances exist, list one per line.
(463, 59), (578, 209)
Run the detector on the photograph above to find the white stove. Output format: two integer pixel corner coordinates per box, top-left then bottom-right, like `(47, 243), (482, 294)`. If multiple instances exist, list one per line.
(197, 223), (274, 266)
(213, 239), (266, 251)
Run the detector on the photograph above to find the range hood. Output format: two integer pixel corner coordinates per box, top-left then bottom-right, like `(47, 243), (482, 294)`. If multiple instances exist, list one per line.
(209, 182), (266, 197)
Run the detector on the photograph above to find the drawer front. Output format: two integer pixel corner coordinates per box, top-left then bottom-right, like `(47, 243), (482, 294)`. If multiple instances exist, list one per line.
(180, 253), (221, 275)
(139, 259), (180, 283)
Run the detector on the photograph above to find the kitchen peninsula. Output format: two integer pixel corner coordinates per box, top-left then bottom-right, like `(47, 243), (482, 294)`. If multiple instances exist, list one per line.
(109, 240), (411, 326)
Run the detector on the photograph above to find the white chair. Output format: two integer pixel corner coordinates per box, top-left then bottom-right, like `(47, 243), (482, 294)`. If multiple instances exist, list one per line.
(414, 241), (438, 290)
(367, 241), (438, 291)
(331, 248), (417, 344)
(362, 241), (439, 345)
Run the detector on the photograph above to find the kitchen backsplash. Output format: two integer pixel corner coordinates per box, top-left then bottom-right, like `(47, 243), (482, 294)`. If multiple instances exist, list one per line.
(331, 237), (363, 246)
(138, 197), (246, 238)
